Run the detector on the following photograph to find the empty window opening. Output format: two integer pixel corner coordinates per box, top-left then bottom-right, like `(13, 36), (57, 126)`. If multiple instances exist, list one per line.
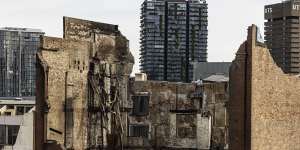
(0, 125), (20, 145)
(132, 95), (149, 116)
(16, 106), (25, 115)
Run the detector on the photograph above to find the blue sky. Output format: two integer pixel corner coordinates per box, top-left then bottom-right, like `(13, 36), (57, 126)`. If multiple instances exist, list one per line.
(0, 0), (282, 73)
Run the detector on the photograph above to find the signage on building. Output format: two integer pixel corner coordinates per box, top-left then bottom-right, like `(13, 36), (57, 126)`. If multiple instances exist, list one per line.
(293, 4), (300, 10)
(265, 7), (272, 13)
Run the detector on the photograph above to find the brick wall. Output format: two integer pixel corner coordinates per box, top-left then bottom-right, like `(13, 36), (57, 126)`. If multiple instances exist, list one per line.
(229, 25), (300, 150)
(35, 17), (134, 150)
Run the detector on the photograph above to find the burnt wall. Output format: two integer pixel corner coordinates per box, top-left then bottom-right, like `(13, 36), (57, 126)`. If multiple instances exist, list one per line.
(36, 17), (134, 150)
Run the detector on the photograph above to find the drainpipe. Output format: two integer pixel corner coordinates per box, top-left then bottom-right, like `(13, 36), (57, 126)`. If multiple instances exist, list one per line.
(64, 71), (68, 148)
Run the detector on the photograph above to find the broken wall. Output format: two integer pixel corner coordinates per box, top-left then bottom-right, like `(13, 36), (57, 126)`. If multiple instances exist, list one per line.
(229, 25), (300, 150)
(126, 79), (229, 149)
(128, 81), (208, 148)
(35, 17), (134, 150)
(37, 36), (91, 150)
(202, 82), (229, 149)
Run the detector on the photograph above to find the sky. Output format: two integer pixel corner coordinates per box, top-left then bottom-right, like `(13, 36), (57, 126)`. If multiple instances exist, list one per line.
(0, 0), (282, 74)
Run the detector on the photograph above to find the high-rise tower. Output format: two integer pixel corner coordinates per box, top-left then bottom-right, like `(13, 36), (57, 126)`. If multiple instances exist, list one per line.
(0, 27), (44, 97)
(265, 0), (300, 74)
(140, 0), (208, 82)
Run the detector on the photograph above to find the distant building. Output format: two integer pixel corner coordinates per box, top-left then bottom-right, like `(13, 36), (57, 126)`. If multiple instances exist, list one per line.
(265, 0), (300, 74)
(140, 0), (208, 82)
(0, 97), (35, 116)
(203, 74), (229, 83)
(0, 27), (44, 97)
(193, 62), (231, 81)
(0, 97), (35, 150)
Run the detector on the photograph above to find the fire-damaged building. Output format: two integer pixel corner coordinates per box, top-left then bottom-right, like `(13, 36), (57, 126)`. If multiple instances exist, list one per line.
(35, 17), (134, 150)
(34, 16), (229, 150)
(126, 74), (229, 150)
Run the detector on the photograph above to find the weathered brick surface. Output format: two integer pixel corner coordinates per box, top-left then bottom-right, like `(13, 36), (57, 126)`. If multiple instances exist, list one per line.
(38, 37), (91, 149)
(127, 80), (228, 149)
(203, 82), (229, 149)
(36, 17), (134, 150)
(128, 81), (199, 149)
(229, 42), (247, 150)
(251, 29), (300, 150)
(229, 25), (300, 150)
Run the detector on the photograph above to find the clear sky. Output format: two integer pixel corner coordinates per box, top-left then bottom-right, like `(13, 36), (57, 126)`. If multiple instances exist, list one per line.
(0, 0), (282, 74)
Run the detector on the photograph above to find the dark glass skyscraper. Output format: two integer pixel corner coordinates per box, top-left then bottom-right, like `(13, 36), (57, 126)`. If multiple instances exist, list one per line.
(0, 27), (44, 97)
(140, 0), (208, 82)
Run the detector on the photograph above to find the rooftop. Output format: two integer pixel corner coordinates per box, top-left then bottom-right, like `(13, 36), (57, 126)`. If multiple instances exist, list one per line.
(0, 27), (43, 33)
(0, 100), (35, 105)
(193, 62), (231, 80)
(203, 74), (229, 83)
(0, 97), (35, 105)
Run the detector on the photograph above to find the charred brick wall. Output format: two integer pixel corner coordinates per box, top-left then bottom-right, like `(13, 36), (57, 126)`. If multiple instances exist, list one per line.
(35, 17), (134, 150)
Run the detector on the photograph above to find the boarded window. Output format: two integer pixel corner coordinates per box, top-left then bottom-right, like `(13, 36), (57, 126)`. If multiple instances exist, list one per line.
(128, 124), (149, 138)
(132, 95), (149, 116)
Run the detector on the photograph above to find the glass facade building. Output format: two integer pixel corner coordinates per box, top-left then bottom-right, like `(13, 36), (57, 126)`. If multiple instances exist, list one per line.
(140, 0), (208, 82)
(0, 27), (44, 97)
